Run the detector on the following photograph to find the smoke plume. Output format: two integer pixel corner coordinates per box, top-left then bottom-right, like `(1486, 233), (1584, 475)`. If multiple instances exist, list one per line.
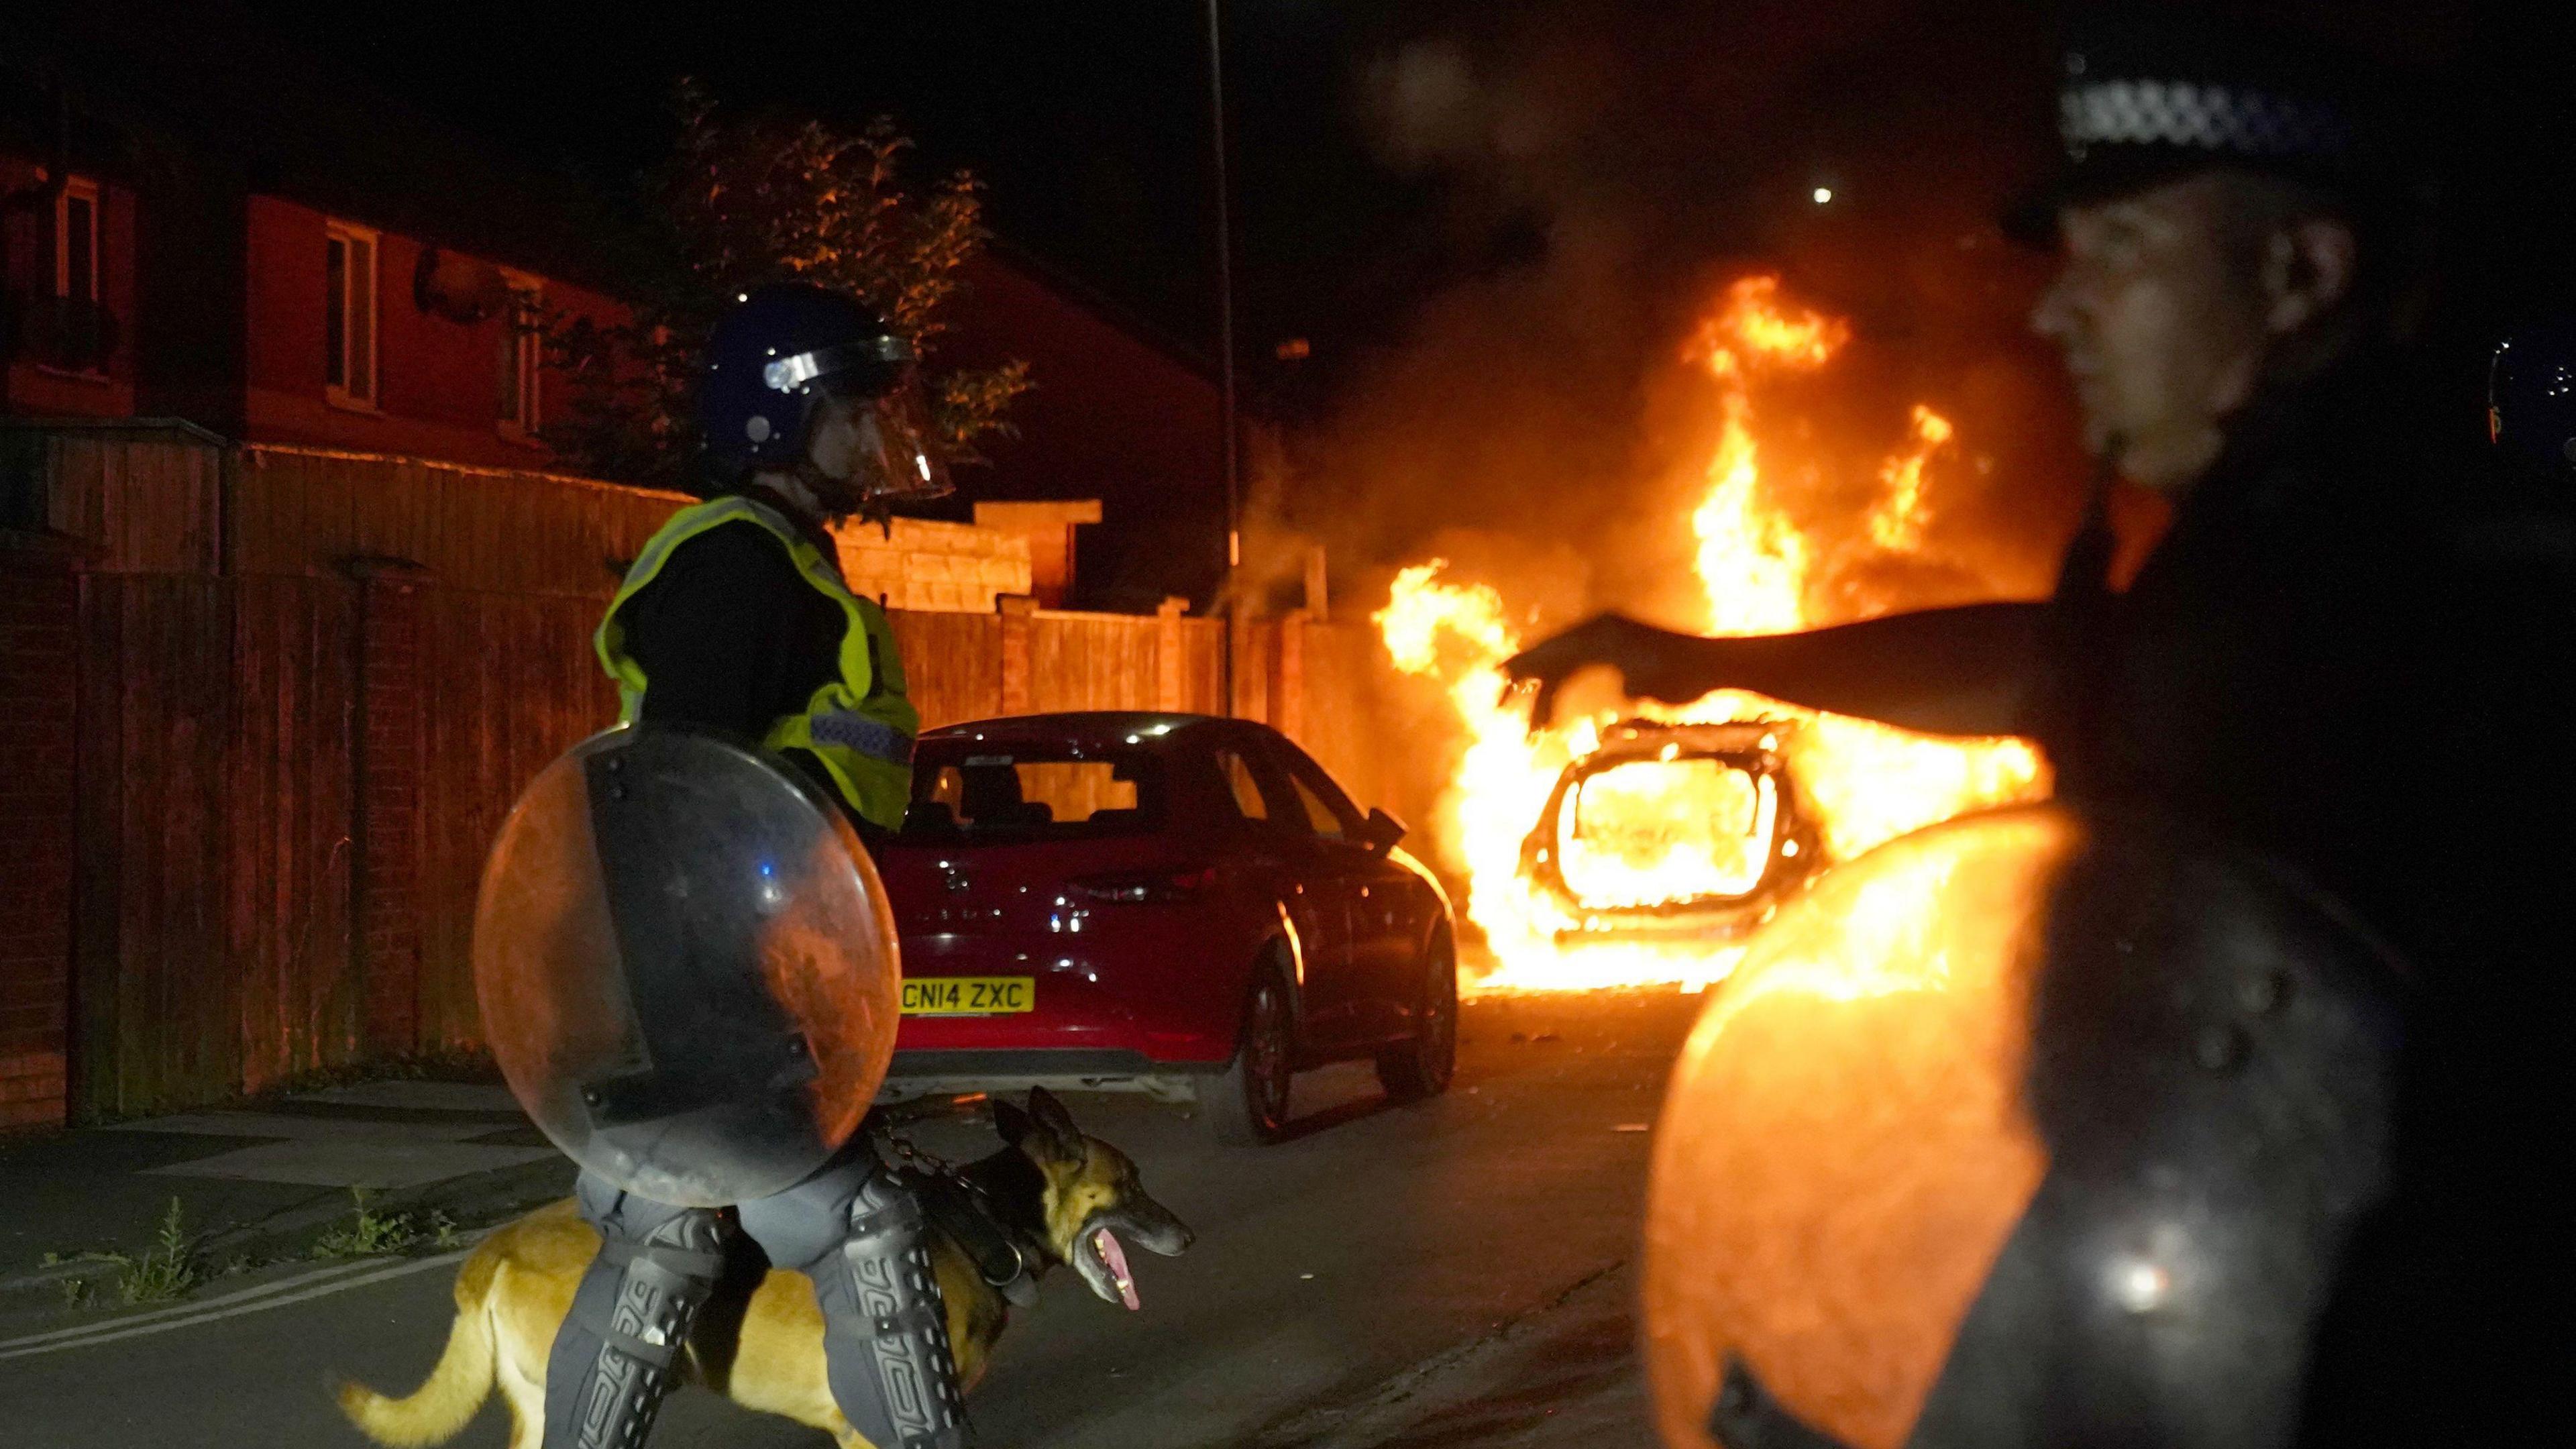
(1258, 0), (2098, 633)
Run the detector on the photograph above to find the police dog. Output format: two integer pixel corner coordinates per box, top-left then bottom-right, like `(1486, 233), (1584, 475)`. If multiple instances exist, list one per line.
(335, 1089), (1191, 1449)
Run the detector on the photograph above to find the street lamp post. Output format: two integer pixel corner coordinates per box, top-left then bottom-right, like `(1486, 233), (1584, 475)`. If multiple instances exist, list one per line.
(1206, 0), (1242, 710)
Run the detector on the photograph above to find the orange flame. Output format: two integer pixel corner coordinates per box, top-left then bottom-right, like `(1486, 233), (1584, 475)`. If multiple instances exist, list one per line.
(1690, 276), (1849, 379)
(1378, 276), (2049, 995)
(1869, 405), (1954, 553)
(1692, 277), (1843, 635)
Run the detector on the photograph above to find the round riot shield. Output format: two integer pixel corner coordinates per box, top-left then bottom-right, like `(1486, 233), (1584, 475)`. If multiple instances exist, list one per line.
(1642, 802), (2402, 1449)
(474, 727), (901, 1207)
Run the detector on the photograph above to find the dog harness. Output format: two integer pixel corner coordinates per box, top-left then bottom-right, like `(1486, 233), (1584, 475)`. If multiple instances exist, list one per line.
(910, 1169), (1040, 1307)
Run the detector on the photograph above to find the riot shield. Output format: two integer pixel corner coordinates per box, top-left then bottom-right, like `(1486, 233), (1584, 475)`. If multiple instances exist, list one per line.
(473, 727), (901, 1207)
(1641, 802), (2403, 1449)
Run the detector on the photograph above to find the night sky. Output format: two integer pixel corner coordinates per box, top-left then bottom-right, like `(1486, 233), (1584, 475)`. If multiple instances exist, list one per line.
(38, 2), (2576, 407)
(202, 1), (1437, 407)
(20, 0), (2575, 599)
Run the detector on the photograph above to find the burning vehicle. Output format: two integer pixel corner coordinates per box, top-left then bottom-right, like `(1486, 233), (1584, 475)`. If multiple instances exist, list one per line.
(1377, 276), (2055, 994)
(1518, 720), (1821, 943)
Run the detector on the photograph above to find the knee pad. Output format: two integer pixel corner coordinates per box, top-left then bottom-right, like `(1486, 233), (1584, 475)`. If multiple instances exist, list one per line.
(542, 1190), (728, 1449)
(753, 1161), (969, 1449)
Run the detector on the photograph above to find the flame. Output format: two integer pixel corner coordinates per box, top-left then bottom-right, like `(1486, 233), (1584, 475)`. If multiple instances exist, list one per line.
(1371, 565), (1575, 970)
(1869, 405), (1953, 553)
(1692, 277), (1843, 635)
(1690, 276), (1849, 379)
(1377, 276), (2049, 995)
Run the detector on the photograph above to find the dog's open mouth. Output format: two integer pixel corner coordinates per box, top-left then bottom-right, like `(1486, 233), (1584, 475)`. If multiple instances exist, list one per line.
(1091, 1226), (1139, 1311)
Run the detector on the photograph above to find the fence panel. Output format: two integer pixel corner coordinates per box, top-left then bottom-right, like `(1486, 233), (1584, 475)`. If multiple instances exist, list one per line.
(228, 576), (360, 1093)
(412, 586), (619, 1051)
(73, 576), (239, 1116)
(1232, 619), (1277, 726)
(1295, 621), (1399, 815)
(25, 433), (221, 576)
(230, 446), (683, 593)
(1175, 618), (1226, 714)
(886, 609), (1004, 729)
(1028, 612), (1165, 715)
(227, 448), (354, 579)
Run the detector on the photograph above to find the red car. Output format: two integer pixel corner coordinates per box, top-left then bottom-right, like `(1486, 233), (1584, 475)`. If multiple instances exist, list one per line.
(873, 712), (1458, 1144)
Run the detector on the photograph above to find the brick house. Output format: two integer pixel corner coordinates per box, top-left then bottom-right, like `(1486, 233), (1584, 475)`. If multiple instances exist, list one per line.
(1, 15), (1226, 586)
(0, 24), (1277, 1131)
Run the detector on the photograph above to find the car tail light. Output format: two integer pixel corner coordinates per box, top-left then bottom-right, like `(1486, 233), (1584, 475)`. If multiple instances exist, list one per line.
(1071, 865), (1218, 904)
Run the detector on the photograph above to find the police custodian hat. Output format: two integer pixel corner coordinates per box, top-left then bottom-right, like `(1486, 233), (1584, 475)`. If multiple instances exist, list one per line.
(2004, 5), (2398, 243)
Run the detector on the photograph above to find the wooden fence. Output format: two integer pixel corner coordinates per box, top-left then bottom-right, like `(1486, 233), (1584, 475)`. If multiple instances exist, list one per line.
(0, 425), (1397, 1122)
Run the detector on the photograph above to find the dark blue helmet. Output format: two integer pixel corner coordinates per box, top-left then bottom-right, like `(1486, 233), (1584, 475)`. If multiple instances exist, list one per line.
(698, 283), (949, 504)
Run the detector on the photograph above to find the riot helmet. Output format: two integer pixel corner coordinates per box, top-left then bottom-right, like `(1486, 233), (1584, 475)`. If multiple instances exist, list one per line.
(698, 282), (951, 515)
(1641, 802), (2404, 1449)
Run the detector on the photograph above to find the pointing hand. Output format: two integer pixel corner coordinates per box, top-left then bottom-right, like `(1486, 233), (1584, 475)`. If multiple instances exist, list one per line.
(1500, 614), (1713, 732)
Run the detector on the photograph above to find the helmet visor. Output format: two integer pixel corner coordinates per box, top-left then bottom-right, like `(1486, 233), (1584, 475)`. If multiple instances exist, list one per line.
(835, 378), (952, 504)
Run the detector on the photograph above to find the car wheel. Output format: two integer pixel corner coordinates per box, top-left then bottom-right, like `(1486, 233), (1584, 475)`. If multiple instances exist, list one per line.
(1205, 966), (1297, 1146)
(1377, 937), (1458, 1102)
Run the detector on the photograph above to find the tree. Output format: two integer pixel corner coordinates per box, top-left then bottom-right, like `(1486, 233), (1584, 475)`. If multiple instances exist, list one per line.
(546, 83), (1030, 491)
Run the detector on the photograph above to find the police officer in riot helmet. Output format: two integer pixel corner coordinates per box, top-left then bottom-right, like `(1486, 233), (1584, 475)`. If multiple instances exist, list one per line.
(603, 282), (946, 848)
(534, 282), (969, 1449)
(1507, 7), (2568, 1446)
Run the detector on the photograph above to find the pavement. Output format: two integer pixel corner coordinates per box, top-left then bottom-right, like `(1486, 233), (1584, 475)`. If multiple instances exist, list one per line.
(0, 1075), (574, 1316)
(0, 990), (1697, 1448)
(1252, 1259), (1653, 1449)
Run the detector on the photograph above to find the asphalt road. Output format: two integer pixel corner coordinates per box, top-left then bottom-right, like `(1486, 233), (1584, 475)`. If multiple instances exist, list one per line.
(0, 990), (1696, 1449)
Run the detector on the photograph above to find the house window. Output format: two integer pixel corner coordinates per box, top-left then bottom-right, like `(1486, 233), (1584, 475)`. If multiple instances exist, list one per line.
(325, 221), (378, 408)
(2, 433), (46, 531)
(37, 176), (113, 378)
(498, 274), (542, 436)
(54, 178), (101, 305)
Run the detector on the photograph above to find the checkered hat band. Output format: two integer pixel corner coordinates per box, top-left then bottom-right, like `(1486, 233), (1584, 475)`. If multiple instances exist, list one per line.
(2060, 79), (2351, 159)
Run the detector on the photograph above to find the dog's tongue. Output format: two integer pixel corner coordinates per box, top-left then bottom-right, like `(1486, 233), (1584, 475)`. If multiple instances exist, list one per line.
(1093, 1227), (1139, 1311)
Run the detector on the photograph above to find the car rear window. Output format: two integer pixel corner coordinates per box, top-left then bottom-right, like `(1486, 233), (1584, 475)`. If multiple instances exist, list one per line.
(903, 746), (1165, 840)
(1555, 753), (1778, 906)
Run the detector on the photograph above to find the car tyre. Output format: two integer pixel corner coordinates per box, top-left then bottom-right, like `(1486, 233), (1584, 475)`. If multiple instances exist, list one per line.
(1205, 965), (1297, 1146)
(1377, 936), (1458, 1102)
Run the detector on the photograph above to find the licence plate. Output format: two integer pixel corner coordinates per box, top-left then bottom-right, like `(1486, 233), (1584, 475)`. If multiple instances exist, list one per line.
(902, 977), (1035, 1016)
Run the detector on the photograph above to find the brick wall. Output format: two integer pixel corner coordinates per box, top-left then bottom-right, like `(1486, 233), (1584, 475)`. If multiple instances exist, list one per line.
(354, 568), (426, 1057)
(0, 547), (78, 1130)
(835, 517), (1032, 614)
(971, 500), (1100, 607)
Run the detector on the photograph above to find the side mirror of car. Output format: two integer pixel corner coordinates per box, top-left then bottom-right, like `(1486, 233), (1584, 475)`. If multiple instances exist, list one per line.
(1360, 807), (1407, 856)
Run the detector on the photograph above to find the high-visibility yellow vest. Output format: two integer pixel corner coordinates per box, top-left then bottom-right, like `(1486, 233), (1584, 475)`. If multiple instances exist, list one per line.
(596, 495), (918, 832)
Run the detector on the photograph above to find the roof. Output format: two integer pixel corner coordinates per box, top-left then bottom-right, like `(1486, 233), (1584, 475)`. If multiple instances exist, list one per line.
(4, 5), (644, 295)
(979, 237), (1218, 386)
(0, 416), (227, 445)
(920, 712), (1235, 745)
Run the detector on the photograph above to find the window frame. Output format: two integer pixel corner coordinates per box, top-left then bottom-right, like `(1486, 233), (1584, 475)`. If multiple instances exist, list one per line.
(496, 268), (543, 439)
(1275, 747), (1366, 843)
(53, 177), (101, 305)
(1212, 745), (1273, 823)
(39, 176), (109, 381)
(323, 219), (381, 411)
(1283, 768), (1350, 841)
(904, 746), (1167, 840)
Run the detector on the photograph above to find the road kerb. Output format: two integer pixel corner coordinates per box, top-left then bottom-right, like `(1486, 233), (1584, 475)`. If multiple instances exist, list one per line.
(0, 1245), (481, 1362)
